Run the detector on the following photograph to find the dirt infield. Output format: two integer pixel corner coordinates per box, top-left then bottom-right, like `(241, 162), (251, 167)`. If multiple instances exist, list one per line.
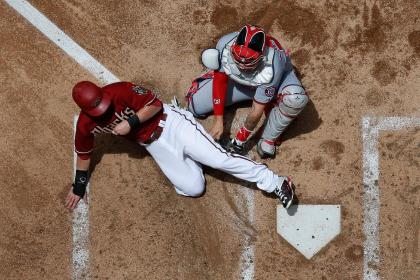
(378, 130), (419, 280)
(0, 0), (419, 279)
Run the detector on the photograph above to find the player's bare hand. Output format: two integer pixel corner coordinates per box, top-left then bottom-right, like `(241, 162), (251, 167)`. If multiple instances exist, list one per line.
(210, 118), (224, 140)
(113, 120), (131, 135)
(65, 186), (87, 210)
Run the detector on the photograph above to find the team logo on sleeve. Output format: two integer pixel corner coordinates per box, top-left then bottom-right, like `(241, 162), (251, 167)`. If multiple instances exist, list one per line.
(132, 85), (148, 95)
(264, 86), (276, 97)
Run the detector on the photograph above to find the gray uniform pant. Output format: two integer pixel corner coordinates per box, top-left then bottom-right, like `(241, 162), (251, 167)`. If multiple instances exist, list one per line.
(186, 70), (307, 141)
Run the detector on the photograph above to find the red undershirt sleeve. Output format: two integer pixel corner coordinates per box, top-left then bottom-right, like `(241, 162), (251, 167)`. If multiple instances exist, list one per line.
(75, 118), (94, 160)
(212, 71), (228, 116)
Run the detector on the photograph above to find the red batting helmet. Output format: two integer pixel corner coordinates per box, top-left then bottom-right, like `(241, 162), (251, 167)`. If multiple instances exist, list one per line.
(72, 81), (111, 117)
(231, 24), (266, 70)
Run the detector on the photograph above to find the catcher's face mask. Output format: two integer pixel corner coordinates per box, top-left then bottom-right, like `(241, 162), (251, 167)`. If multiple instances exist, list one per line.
(231, 24), (266, 70)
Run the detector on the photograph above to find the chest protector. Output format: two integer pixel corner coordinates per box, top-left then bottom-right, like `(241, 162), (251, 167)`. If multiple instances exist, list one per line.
(221, 39), (275, 87)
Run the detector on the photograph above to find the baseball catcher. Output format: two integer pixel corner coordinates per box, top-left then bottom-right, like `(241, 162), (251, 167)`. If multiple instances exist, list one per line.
(186, 24), (309, 158)
(65, 81), (295, 210)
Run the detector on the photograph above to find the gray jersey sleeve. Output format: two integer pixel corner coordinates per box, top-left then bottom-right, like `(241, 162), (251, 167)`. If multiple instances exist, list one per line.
(215, 32), (238, 72)
(253, 51), (286, 104)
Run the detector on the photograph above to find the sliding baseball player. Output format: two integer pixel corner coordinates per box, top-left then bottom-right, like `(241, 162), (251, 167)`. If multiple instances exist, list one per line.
(65, 81), (295, 210)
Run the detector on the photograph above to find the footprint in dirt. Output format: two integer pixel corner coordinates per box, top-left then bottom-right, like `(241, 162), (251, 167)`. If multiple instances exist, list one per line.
(320, 140), (345, 163)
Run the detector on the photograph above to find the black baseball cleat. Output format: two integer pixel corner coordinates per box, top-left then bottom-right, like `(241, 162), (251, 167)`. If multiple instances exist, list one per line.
(225, 138), (246, 155)
(274, 177), (294, 209)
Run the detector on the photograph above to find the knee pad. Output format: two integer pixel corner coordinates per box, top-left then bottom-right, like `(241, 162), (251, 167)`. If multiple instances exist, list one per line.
(277, 85), (309, 118)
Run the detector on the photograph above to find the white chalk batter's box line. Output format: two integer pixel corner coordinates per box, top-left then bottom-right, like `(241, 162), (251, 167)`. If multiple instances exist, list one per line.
(362, 116), (420, 280)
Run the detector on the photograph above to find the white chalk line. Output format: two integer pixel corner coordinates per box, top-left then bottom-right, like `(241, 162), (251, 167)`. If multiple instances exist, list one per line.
(238, 187), (255, 280)
(231, 114), (255, 280)
(73, 116), (90, 280)
(4, 0), (119, 85)
(362, 116), (420, 280)
(4, 0), (121, 279)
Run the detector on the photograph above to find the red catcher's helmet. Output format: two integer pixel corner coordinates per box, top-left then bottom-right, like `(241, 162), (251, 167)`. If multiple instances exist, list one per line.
(231, 24), (266, 70)
(72, 81), (111, 117)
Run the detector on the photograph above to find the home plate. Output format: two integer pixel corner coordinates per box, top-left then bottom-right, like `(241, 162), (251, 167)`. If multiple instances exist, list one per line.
(277, 205), (341, 259)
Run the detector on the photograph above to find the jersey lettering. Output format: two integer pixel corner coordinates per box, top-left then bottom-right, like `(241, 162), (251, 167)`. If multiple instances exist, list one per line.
(91, 108), (136, 135)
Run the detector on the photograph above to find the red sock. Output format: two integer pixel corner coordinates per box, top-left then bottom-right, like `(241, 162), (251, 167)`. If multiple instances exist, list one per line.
(235, 126), (252, 143)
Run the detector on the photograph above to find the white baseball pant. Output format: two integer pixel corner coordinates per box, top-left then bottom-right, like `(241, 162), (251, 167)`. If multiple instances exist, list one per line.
(142, 104), (283, 196)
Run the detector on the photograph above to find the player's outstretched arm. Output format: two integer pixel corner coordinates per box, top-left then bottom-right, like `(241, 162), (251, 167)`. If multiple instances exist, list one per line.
(65, 156), (90, 210)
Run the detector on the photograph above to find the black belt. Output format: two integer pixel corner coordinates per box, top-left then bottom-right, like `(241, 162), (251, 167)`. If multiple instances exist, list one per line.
(143, 113), (167, 144)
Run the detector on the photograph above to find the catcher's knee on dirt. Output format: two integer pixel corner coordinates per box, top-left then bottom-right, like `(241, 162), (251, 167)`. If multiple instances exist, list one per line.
(262, 85), (309, 140)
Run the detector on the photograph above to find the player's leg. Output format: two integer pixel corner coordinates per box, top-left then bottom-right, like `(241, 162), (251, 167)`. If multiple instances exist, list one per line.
(144, 139), (205, 197)
(186, 74), (254, 117)
(169, 107), (280, 193)
(186, 77), (214, 118)
(160, 105), (294, 208)
(258, 69), (309, 158)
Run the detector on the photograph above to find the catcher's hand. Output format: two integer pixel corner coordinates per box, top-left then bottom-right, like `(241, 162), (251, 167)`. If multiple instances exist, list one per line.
(209, 120), (224, 140)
